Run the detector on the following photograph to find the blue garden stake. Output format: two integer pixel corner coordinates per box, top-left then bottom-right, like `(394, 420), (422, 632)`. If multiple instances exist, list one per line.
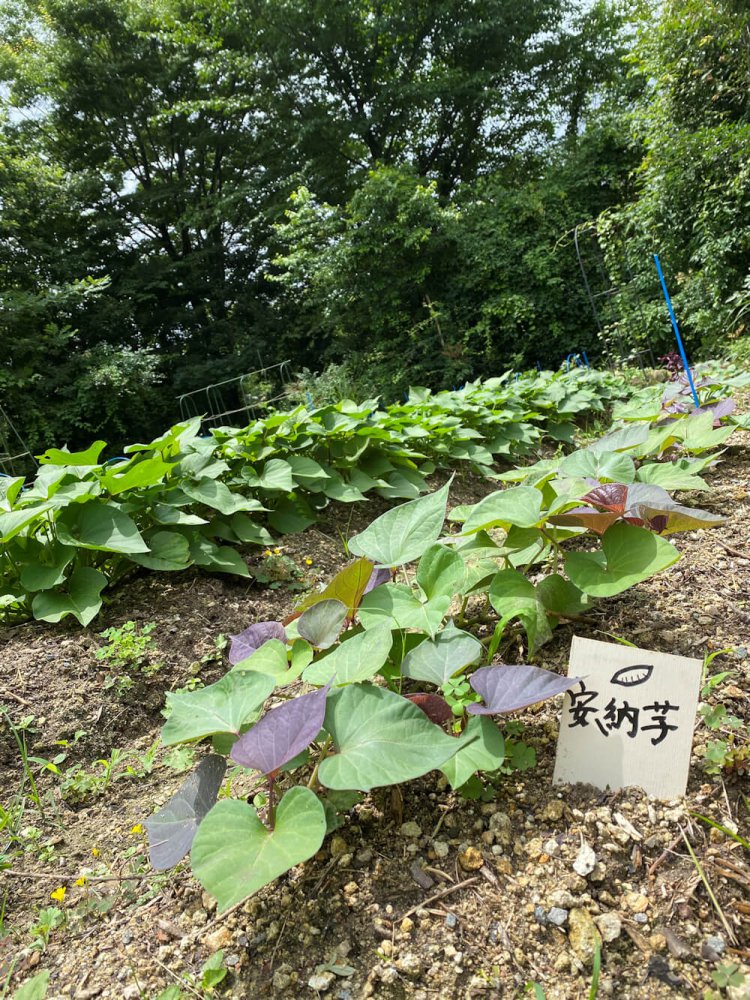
(305, 391), (314, 410)
(653, 253), (700, 409)
(582, 351), (590, 369)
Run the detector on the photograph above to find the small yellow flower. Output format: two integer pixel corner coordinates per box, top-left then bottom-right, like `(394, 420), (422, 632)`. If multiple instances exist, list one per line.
(263, 549), (272, 557)
(305, 559), (313, 566)
(50, 886), (66, 903)
(75, 876), (87, 887)
(91, 847), (100, 858)
(273, 548), (281, 555)
(130, 823), (144, 836)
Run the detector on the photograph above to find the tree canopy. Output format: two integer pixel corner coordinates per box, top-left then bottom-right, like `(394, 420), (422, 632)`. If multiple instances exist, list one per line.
(0, 0), (746, 451)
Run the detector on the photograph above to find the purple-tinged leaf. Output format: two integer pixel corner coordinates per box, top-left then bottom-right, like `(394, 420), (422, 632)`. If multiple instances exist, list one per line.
(625, 483), (724, 534)
(229, 621), (287, 665)
(297, 599), (348, 649)
(582, 483), (628, 512)
(467, 664), (581, 715)
(231, 683), (331, 774)
(363, 566), (392, 594)
(548, 506), (621, 535)
(697, 398), (735, 427)
(404, 693), (453, 727)
(633, 500), (725, 535)
(145, 755), (226, 870)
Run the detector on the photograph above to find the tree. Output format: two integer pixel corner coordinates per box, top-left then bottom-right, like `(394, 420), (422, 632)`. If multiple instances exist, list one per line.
(598, 0), (750, 357)
(247, 0), (575, 200)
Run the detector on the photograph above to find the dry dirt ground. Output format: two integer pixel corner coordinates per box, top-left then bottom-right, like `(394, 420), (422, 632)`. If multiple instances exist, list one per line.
(1, 428), (749, 1000)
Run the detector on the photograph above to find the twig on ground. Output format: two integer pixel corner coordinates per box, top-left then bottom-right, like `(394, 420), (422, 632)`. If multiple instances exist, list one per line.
(679, 825), (737, 944)
(399, 876), (480, 922)
(0, 689), (33, 708)
(648, 834), (683, 876)
(716, 539), (746, 560)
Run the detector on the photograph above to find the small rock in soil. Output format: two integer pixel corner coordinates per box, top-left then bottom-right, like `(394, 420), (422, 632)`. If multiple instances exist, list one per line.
(394, 953), (422, 979)
(572, 842), (596, 877)
(308, 971), (336, 992)
(701, 934), (726, 961)
(568, 908), (602, 968)
(458, 846), (484, 871)
(400, 820), (422, 838)
(547, 907), (568, 927)
(624, 892), (649, 913)
(595, 913), (622, 942)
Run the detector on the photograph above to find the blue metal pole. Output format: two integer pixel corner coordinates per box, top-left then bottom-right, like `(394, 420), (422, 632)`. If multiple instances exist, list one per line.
(653, 254), (700, 409)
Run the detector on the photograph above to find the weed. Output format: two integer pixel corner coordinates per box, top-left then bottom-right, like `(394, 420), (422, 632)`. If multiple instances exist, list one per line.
(253, 550), (306, 591)
(96, 621), (162, 695)
(698, 650), (750, 776)
(28, 906), (65, 952)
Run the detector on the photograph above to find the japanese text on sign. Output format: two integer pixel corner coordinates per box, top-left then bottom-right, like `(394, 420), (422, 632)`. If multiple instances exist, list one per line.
(554, 637), (702, 798)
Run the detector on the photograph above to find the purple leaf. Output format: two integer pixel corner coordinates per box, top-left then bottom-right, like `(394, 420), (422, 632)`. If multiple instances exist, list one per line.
(549, 506), (621, 535)
(467, 664), (582, 715)
(231, 682), (332, 775)
(229, 621), (287, 665)
(697, 398), (735, 427)
(404, 693), (453, 727)
(363, 566), (392, 594)
(145, 755), (226, 870)
(582, 483), (628, 512)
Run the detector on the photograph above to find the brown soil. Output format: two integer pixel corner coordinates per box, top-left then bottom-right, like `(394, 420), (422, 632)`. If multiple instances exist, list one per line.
(1, 438), (749, 1000)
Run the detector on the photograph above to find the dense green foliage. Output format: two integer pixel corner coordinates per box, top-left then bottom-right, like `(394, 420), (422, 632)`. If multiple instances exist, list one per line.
(1, 0), (637, 450)
(598, 0), (750, 358)
(0, 0), (747, 452)
(0, 367), (628, 625)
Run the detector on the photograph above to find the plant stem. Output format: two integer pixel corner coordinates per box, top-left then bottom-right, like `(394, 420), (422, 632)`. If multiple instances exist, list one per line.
(307, 735), (333, 791)
(267, 777), (276, 830)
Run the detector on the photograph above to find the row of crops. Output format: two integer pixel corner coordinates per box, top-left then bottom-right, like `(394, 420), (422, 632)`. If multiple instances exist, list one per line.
(1, 365), (747, 627)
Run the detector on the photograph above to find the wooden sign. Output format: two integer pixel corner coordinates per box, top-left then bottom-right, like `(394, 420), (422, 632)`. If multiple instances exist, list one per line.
(553, 636), (702, 798)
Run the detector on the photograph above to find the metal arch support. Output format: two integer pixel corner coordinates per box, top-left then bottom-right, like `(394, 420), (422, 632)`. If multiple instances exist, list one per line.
(0, 402), (36, 477)
(176, 360), (293, 431)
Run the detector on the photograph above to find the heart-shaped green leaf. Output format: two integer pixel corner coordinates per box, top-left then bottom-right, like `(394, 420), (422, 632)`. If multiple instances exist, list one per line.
(38, 440), (107, 466)
(319, 685), (462, 791)
(565, 522), (680, 597)
(559, 449), (636, 483)
(130, 531), (191, 571)
(192, 788), (327, 911)
(461, 487), (543, 535)
(489, 569), (552, 655)
(303, 624), (393, 685)
(358, 584), (449, 637)
(416, 544), (466, 600)
(440, 716), (505, 790)
(182, 479), (262, 515)
(31, 567), (107, 626)
(19, 545), (75, 592)
(161, 671), (275, 746)
(56, 501), (149, 554)
(401, 622), (483, 686)
(347, 479), (451, 567)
